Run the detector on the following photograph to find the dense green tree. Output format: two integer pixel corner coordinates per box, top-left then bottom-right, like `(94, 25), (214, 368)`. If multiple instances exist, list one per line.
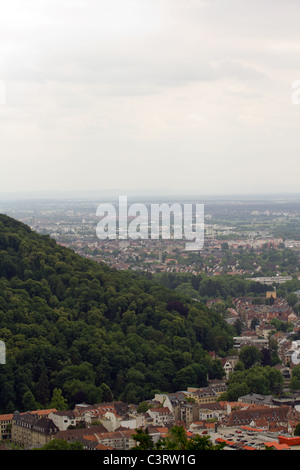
(39, 439), (83, 450)
(132, 428), (154, 450)
(99, 383), (113, 402)
(224, 382), (250, 401)
(155, 425), (225, 450)
(208, 358), (226, 380)
(294, 423), (300, 436)
(221, 365), (283, 401)
(239, 345), (262, 369)
(290, 365), (300, 391)
(136, 401), (151, 413)
(35, 370), (50, 406)
(49, 388), (68, 411)
(0, 214), (241, 410)
(287, 292), (298, 307)
(22, 390), (39, 411)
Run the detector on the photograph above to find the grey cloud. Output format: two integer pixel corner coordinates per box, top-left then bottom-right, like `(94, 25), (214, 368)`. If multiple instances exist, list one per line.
(1, 0), (300, 194)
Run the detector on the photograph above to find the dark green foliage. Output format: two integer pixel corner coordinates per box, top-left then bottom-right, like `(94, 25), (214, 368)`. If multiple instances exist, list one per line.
(133, 425), (225, 450)
(38, 439), (83, 450)
(220, 365), (283, 401)
(0, 214), (234, 412)
(290, 365), (300, 391)
(294, 423), (300, 436)
(154, 271), (271, 303)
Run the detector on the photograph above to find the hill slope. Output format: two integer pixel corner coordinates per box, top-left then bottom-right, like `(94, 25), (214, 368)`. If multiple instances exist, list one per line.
(0, 213), (234, 412)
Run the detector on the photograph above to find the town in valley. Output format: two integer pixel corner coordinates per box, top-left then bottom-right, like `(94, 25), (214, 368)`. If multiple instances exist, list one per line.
(1, 195), (300, 450)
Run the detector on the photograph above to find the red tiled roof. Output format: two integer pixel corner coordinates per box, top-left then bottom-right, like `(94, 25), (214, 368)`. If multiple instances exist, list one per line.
(82, 434), (99, 442)
(241, 425), (264, 432)
(156, 427), (169, 434)
(95, 443), (114, 450)
(150, 407), (172, 414)
(0, 414), (13, 421)
(30, 409), (57, 416)
(204, 422), (215, 429)
(278, 435), (300, 446)
(264, 441), (290, 450)
(0, 409), (57, 422)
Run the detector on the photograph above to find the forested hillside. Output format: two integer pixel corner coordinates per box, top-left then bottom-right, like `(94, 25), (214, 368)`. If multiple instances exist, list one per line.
(0, 214), (235, 413)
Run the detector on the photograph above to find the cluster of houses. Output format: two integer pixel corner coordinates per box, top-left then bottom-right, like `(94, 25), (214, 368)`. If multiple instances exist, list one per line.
(1, 292), (300, 451)
(1, 379), (300, 450)
(232, 295), (298, 328)
(217, 293), (300, 370)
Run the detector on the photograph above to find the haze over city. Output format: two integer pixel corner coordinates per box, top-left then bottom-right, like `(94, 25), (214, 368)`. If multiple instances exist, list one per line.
(1, 0), (300, 197)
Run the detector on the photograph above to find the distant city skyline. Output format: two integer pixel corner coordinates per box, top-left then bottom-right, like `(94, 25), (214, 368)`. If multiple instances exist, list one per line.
(1, 0), (300, 196)
(1, 189), (300, 203)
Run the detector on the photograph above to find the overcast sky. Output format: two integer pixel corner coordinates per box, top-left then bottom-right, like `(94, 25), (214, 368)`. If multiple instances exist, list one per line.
(1, 0), (300, 197)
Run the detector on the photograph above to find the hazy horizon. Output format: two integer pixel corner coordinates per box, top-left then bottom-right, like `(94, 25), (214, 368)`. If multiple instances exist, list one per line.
(1, 188), (300, 203)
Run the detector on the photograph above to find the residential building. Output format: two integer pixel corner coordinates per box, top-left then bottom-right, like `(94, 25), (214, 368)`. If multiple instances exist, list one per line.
(48, 410), (76, 431)
(153, 392), (187, 419)
(178, 403), (199, 427)
(226, 405), (292, 432)
(185, 387), (219, 405)
(11, 411), (59, 448)
(221, 356), (239, 378)
(73, 401), (129, 430)
(81, 430), (136, 450)
(120, 414), (146, 430)
(238, 393), (275, 407)
(199, 407), (224, 422)
(233, 335), (268, 351)
(54, 424), (107, 443)
(146, 407), (175, 427)
(0, 408), (56, 442)
(0, 414), (13, 440)
(147, 426), (169, 445)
